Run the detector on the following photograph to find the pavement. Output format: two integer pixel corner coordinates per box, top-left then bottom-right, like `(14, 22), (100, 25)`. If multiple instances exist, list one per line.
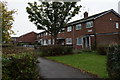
(37, 57), (94, 79)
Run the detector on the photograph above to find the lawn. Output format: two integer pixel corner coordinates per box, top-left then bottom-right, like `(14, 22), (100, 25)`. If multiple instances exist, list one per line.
(46, 52), (108, 78)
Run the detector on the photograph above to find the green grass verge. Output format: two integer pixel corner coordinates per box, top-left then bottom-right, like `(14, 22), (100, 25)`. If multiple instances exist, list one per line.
(46, 52), (108, 78)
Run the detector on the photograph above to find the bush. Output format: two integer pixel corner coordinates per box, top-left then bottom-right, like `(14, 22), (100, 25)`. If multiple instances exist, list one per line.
(97, 45), (107, 55)
(2, 47), (41, 80)
(38, 45), (73, 56)
(2, 46), (34, 54)
(107, 45), (120, 79)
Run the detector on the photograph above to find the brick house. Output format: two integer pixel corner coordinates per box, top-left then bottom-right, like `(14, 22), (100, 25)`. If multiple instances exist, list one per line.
(37, 9), (120, 50)
(12, 37), (19, 44)
(17, 31), (37, 45)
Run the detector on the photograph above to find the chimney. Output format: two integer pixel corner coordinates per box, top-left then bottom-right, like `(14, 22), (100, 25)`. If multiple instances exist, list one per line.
(84, 12), (88, 18)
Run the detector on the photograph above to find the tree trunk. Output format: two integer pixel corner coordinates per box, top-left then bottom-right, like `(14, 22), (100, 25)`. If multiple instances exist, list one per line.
(53, 35), (58, 45)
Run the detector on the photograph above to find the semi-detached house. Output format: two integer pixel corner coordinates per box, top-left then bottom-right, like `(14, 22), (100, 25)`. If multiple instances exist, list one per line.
(37, 9), (120, 50)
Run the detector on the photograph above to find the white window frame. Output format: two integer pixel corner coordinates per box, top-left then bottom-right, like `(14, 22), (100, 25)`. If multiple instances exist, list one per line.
(66, 38), (72, 44)
(76, 37), (83, 45)
(53, 39), (54, 44)
(67, 26), (72, 32)
(76, 24), (82, 30)
(116, 22), (119, 29)
(46, 33), (48, 36)
(43, 39), (48, 45)
(86, 21), (93, 28)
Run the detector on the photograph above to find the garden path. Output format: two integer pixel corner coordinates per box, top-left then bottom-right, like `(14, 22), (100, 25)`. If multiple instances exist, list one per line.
(37, 57), (94, 79)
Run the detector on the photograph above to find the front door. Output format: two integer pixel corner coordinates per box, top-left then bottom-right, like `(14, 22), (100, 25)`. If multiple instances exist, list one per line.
(58, 39), (65, 45)
(83, 36), (91, 49)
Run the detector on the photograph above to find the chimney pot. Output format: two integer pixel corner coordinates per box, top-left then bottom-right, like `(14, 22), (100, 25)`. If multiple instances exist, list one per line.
(84, 12), (88, 18)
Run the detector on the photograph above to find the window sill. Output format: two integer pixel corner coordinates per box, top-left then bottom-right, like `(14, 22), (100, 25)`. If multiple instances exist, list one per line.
(86, 26), (93, 28)
(67, 31), (72, 32)
(76, 44), (82, 45)
(76, 29), (82, 30)
(66, 43), (72, 45)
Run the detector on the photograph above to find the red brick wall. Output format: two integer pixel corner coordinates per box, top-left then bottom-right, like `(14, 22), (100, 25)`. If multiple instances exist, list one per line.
(95, 12), (120, 33)
(17, 32), (37, 43)
(96, 34), (120, 46)
(94, 12), (120, 47)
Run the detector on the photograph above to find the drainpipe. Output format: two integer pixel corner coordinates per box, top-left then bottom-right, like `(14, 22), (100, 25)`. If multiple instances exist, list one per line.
(93, 20), (97, 50)
(72, 25), (75, 49)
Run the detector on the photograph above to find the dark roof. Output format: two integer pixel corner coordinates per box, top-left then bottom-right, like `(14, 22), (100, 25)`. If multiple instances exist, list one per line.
(12, 37), (19, 39)
(19, 31), (37, 37)
(68, 9), (120, 25)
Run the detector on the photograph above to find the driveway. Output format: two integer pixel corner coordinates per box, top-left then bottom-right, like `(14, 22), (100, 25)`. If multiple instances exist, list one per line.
(37, 57), (94, 78)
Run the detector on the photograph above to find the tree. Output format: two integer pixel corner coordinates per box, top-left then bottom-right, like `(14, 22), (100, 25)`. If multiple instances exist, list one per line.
(0, 2), (16, 43)
(26, 1), (81, 44)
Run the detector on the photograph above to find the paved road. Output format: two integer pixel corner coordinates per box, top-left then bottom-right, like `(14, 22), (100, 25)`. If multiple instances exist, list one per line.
(37, 57), (94, 78)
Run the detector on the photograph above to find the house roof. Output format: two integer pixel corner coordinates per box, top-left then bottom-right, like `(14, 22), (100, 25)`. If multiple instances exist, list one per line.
(37, 9), (120, 34)
(19, 31), (37, 37)
(68, 9), (120, 25)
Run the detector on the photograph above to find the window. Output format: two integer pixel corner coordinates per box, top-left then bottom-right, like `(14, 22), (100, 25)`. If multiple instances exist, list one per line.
(37, 35), (39, 38)
(66, 38), (72, 44)
(61, 28), (65, 32)
(76, 37), (82, 45)
(116, 22), (119, 29)
(46, 33), (48, 36)
(41, 40), (44, 45)
(48, 39), (51, 45)
(43, 39), (48, 45)
(67, 26), (72, 32)
(41, 33), (43, 37)
(76, 24), (82, 30)
(44, 33), (46, 36)
(39, 34), (41, 37)
(53, 39), (54, 44)
(86, 21), (93, 28)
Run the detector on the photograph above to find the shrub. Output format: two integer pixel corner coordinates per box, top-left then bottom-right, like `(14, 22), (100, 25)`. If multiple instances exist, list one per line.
(38, 45), (73, 56)
(2, 48), (41, 80)
(2, 46), (41, 80)
(107, 45), (120, 79)
(97, 45), (107, 55)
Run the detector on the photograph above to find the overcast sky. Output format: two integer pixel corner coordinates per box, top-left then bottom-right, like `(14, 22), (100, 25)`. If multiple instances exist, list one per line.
(1, 0), (120, 37)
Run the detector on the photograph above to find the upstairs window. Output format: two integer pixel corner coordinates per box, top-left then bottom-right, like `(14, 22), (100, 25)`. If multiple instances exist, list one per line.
(76, 24), (82, 30)
(66, 38), (72, 44)
(59, 28), (65, 33)
(67, 26), (72, 32)
(61, 28), (65, 33)
(86, 21), (93, 28)
(116, 22), (119, 29)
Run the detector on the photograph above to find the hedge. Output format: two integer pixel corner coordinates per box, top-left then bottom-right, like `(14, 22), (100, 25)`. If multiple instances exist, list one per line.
(38, 45), (73, 56)
(107, 45), (120, 79)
